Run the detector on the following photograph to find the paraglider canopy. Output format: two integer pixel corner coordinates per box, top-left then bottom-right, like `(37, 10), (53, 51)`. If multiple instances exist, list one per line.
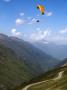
(37, 5), (45, 15)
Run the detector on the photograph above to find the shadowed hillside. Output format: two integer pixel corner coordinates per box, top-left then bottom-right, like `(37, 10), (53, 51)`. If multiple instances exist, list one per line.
(0, 44), (39, 90)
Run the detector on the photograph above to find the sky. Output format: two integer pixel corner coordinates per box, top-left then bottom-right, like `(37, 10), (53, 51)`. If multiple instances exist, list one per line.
(0, 0), (67, 44)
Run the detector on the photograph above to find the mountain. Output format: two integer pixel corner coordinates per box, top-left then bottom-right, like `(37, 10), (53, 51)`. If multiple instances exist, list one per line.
(0, 44), (37, 90)
(0, 34), (59, 72)
(25, 63), (67, 90)
(0, 34), (60, 90)
(33, 41), (67, 60)
(57, 58), (67, 67)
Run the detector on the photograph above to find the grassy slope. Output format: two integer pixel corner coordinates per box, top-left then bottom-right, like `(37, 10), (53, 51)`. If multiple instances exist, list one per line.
(0, 44), (37, 90)
(28, 65), (67, 90)
(0, 35), (59, 73)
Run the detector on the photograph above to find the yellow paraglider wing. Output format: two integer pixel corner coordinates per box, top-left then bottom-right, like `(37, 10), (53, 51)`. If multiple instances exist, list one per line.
(37, 5), (45, 15)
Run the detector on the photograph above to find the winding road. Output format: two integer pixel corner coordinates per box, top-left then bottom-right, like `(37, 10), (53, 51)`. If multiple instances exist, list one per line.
(53, 71), (64, 81)
(22, 71), (64, 90)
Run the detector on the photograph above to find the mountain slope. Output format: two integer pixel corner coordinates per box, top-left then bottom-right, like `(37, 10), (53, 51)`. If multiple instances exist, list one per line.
(22, 71), (64, 90)
(0, 34), (59, 72)
(0, 44), (39, 90)
(0, 34), (60, 90)
(57, 58), (67, 67)
(33, 41), (67, 59)
(26, 63), (67, 90)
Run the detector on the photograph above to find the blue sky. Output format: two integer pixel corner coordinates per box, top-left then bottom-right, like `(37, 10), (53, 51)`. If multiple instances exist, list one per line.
(0, 0), (67, 44)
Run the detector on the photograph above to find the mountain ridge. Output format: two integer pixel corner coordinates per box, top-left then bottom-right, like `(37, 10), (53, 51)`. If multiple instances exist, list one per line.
(0, 33), (60, 90)
(0, 34), (59, 72)
(33, 41), (67, 59)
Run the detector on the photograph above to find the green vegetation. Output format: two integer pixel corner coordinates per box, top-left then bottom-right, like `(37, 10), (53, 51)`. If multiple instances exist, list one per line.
(0, 34), (60, 90)
(27, 65), (67, 90)
(0, 44), (37, 90)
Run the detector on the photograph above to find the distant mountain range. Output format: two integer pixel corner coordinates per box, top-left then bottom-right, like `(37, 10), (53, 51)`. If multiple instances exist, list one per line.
(0, 34), (60, 90)
(33, 40), (67, 60)
(57, 58), (67, 67)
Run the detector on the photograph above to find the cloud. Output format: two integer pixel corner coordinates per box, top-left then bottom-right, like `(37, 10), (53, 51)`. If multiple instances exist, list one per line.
(3, 0), (11, 2)
(59, 28), (67, 34)
(29, 29), (51, 41)
(16, 18), (24, 25)
(20, 13), (24, 16)
(46, 11), (53, 17)
(27, 27), (67, 45)
(28, 18), (37, 24)
(11, 28), (21, 36)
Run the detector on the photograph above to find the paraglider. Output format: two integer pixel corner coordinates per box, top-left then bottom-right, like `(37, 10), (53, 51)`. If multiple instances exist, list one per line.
(36, 20), (40, 22)
(37, 5), (45, 15)
(34, 0), (45, 22)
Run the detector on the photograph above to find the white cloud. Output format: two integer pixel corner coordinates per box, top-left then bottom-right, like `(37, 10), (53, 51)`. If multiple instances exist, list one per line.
(27, 27), (67, 45)
(46, 11), (53, 17)
(59, 28), (67, 34)
(29, 29), (51, 41)
(4, 0), (11, 2)
(28, 18), (37, 24)
(16, 18), (24, 25)
(11, 28), (21, 36)
(20, 13), (24, 16)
